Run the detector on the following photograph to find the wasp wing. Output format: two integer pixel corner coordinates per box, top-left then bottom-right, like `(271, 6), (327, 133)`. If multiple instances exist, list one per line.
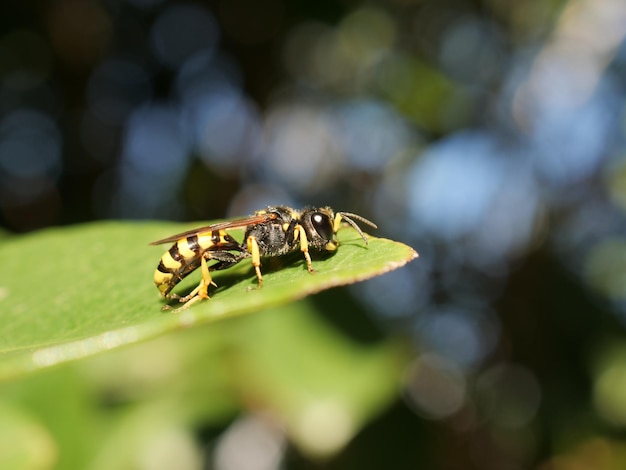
(150, 213), (277, 245)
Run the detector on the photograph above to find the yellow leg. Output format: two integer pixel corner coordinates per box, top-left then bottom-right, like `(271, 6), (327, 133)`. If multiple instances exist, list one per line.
(164, 256), (216, 312)
(333, 212), (343, 233)
(247, 235), (263, 287)
(296, 225), (314, 273)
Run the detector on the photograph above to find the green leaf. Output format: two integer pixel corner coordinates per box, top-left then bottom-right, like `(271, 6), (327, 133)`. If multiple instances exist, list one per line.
(0, 221), (417, 381)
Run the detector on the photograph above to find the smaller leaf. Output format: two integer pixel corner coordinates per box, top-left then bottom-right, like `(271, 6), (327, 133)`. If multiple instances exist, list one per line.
(0, 401), (57, 469)
(229, 301), (407, 457)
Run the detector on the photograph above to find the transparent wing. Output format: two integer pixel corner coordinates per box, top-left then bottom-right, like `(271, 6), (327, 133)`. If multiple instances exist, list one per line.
(150, 213), (277, 245)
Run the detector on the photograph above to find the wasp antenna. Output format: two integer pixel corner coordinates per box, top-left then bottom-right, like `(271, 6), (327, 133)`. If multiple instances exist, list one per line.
(338, 212), (377, 245)
(338, 212), (377, 229)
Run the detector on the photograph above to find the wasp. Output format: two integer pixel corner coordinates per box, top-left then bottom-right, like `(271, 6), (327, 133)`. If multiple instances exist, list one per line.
(151, 206), (377, 312)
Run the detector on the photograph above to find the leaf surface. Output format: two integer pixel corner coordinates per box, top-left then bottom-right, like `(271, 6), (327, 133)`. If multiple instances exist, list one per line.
(0, 221), (417, 380)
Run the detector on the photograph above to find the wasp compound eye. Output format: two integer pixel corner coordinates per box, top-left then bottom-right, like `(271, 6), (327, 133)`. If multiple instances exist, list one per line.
(311, 212), (334, 241)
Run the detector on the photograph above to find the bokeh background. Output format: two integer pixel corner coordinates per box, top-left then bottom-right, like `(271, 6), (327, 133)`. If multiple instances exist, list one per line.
(3, 0), (626, 468)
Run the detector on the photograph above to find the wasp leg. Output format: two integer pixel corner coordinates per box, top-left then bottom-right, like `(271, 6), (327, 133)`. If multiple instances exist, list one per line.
(295, 224), (315, 273)
(209, 251), (248, 268)
(246, 235), (263, 286)
(333, 212), (343, 233)
(163, 251), (246, 312)
(166, 255), (216, 312)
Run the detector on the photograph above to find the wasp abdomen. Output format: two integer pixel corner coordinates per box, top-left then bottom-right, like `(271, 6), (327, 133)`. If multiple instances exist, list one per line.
(153, 230), (240, 297)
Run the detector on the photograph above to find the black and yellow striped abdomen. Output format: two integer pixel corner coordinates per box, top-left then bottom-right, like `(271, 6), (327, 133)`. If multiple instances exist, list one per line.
(154, 229), (241, 297)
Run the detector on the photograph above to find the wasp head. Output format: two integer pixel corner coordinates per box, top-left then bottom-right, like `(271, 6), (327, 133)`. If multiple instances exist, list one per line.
(301, 207), (377, 252)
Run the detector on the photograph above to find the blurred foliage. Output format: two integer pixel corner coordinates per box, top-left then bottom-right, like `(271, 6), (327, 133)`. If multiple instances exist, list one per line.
(0, 302), (406, 469)
(2, 0), (626, 468)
